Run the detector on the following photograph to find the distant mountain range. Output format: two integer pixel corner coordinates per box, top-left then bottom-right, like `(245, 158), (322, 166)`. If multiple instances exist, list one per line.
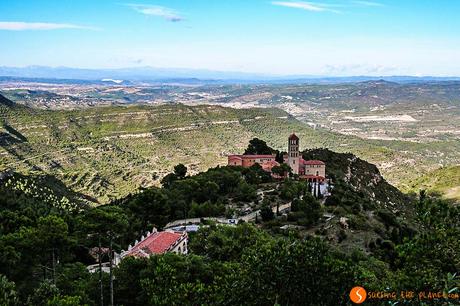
(1, 66), (460, 85)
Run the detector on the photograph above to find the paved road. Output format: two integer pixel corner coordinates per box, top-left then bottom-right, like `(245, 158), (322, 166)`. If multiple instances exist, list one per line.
(164, 186), (291, 227)
(239, 201), (292, 222)
(239, 210), (260, 222)
(164, 183), (332, 229)
(164, 200), (292, 227)
(165, 217), (226, 228)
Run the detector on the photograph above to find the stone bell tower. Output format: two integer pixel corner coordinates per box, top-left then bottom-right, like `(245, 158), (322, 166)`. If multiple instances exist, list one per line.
(288, 133), (300, 175)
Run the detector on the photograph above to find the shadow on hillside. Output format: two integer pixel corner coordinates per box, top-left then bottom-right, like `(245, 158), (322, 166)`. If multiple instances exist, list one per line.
(0, 132), (22, 146)
(0, 122), (36, 169)
(2, 123), (28, 142)
(0, 142), (39, 171)
(0, 171), (98, 208)
(36, 173), (99, 206)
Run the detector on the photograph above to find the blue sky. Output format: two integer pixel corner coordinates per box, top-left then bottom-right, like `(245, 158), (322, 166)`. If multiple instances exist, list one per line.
(1, 0), (459, 76)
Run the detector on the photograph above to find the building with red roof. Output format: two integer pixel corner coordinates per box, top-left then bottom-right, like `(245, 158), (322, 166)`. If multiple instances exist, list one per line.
(227, 154), (279, 171)
(228, 134), (326, 182)
(121, 228), (188, 259)
(88, 229), (188, 273)
(299, 159), (326, 182)
(303, 160), (326, 166)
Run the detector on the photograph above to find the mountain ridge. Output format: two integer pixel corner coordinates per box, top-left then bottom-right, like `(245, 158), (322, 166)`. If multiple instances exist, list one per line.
(1, 66), (460, 84)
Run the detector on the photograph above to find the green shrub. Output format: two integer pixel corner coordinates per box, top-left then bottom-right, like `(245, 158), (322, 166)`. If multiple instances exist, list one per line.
(376, 210), (399, 228)
(338, 229), (347, 243)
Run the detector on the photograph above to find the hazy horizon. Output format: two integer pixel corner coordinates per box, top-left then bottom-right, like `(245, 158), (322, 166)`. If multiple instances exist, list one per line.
(3, 65), (460, 83)
(2, 64), (460, 79)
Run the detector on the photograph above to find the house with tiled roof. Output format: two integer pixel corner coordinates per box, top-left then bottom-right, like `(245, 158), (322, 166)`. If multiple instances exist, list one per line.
(120, 228), (188, 259)
(299, 159), (326, 182)
(87, 228), (187, 273)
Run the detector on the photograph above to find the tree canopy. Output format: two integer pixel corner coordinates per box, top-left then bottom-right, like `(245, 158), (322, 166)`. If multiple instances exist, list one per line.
(1, 166), (458, 305)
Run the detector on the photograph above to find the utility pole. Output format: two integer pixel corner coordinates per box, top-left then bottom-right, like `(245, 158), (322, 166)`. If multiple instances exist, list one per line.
(99, 235), (104, 306)
(52, 248), (56, 285)
(109, 235), (114, 306)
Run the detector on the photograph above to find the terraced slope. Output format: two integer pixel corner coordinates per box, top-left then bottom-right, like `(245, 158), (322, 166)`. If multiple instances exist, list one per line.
(1, 96), (459, 204)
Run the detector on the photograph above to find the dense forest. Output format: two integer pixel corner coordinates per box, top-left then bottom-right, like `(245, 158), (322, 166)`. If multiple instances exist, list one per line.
(0, 141), (459, 305)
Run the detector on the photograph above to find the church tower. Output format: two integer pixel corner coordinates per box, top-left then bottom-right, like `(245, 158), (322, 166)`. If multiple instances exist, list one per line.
(288, 133), (300, 175)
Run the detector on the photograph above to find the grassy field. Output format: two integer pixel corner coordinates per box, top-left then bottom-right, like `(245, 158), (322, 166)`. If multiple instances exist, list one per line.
(1, 101), (459, 204)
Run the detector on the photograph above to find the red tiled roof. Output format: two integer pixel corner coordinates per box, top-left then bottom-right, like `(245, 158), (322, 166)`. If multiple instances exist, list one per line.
(242, 154), (275, 159)
(304, 160), (325, 165)
(228, 155), (243, 160)
(261, 160), (280, 171)
(229, 154), (275, 159)
(127, 231), (185, 257)
(288, 133), (299, 140)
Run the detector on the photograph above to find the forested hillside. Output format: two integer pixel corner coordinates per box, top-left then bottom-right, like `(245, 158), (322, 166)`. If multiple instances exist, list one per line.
(0, 154), (458, 305)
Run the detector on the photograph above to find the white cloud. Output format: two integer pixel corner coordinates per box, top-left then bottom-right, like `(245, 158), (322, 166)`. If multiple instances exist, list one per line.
(127, 4), (183, 22)
(0, 21), (98, 31)
(272, 1), (341, 13)
(352, 1), (384, 7)
(272, 1), (384, 13)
